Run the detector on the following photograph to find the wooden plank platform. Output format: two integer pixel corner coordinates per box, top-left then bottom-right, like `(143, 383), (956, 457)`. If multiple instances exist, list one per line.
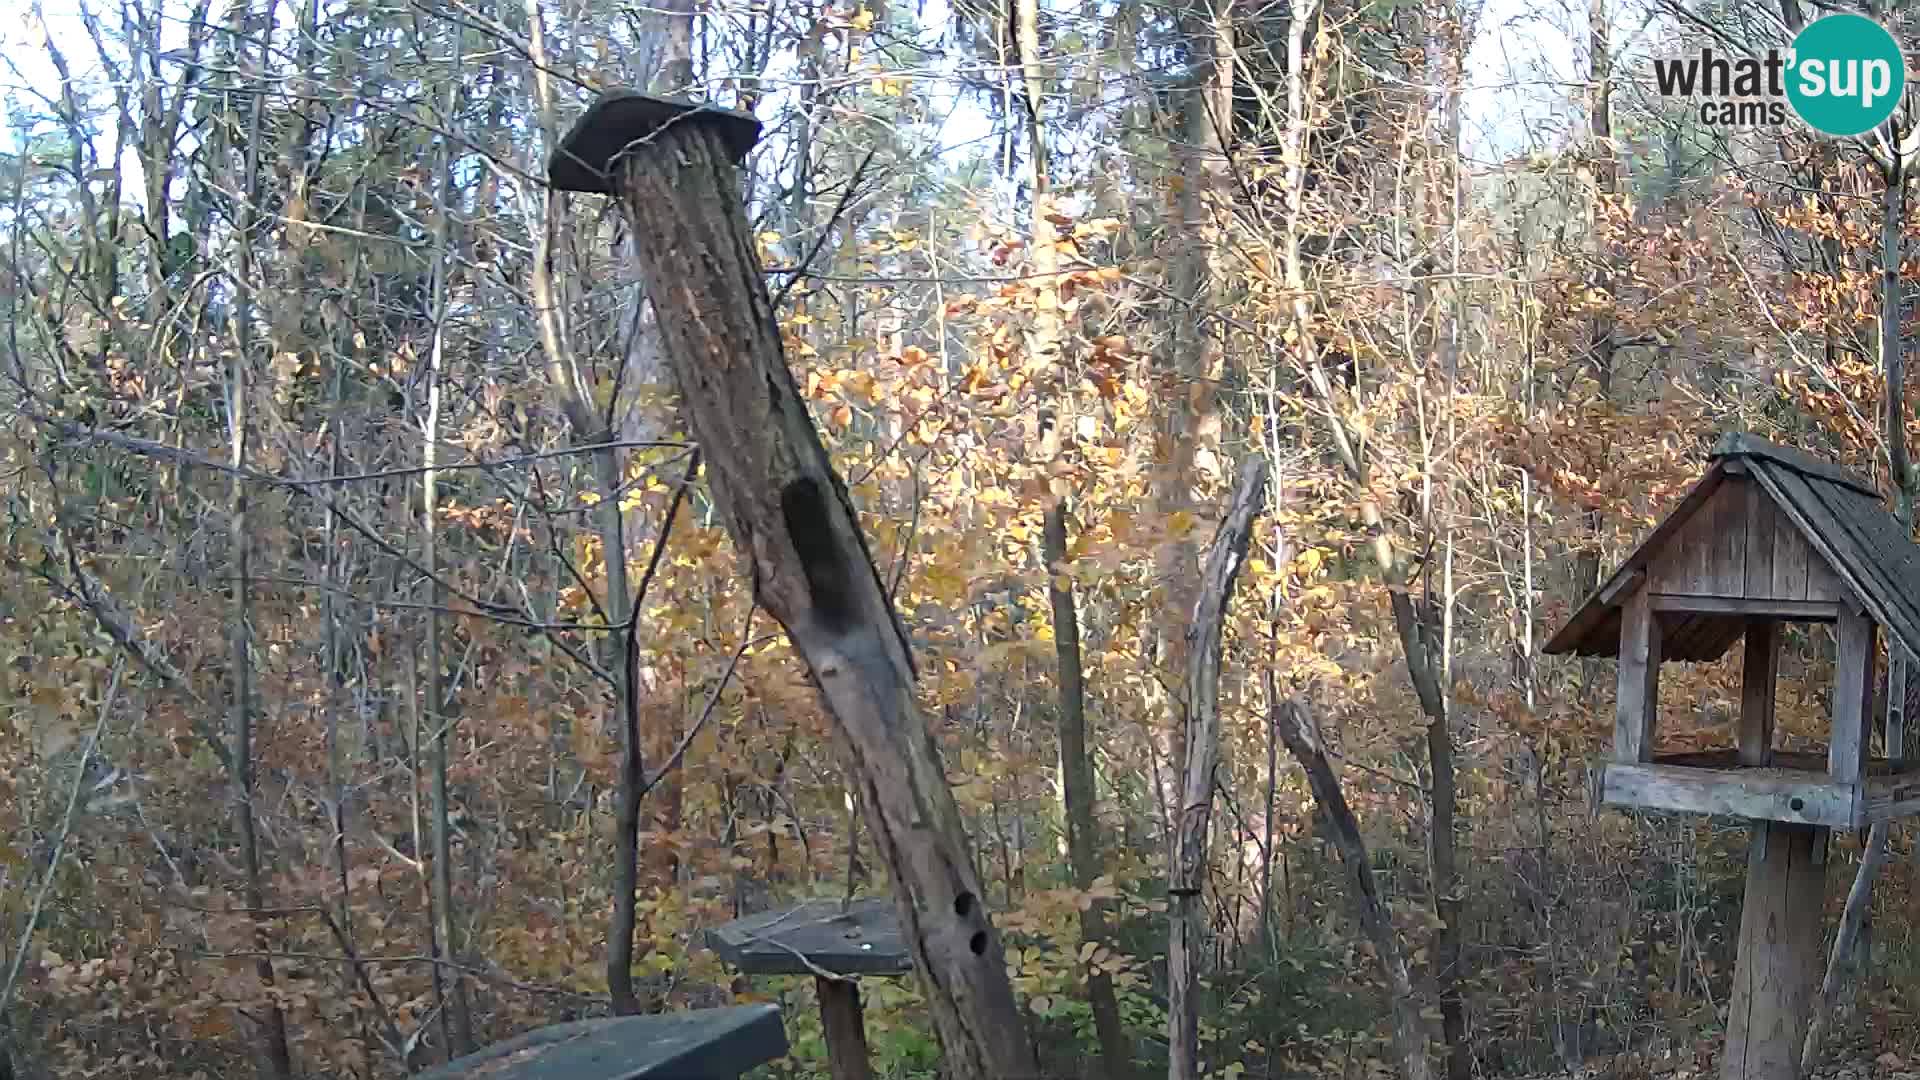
(704, 899), (913, 978)
(1598, 751), (1920, 828)
(413, 1005), (787, 1080)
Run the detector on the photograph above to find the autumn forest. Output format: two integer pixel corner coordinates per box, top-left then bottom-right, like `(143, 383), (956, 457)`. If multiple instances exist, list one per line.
(5, 0), (1920, 1076)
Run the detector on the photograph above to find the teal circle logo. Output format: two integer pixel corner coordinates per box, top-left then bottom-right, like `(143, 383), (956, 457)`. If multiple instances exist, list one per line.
(1786, 14), (1905, 137)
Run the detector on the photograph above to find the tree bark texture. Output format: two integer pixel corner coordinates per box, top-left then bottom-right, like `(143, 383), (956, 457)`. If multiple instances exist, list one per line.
(1168, 459), (1268, 1080)
(608, 118), (1038, 1080)
(1044, 502), (1132, 1079)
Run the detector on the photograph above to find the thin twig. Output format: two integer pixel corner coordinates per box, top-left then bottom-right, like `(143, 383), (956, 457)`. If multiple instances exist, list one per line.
(772, 148), (879, 311)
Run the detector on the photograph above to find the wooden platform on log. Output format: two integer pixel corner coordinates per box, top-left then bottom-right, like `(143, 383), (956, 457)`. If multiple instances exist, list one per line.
(412, 1005), (787, 1080)
(1597, 750), (1920, 827)
(704, 899), (913, 977)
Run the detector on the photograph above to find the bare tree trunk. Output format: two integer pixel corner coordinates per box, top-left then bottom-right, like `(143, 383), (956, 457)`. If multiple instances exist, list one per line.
(597, 111), (1040, 1080)
(1015, 0), (1060, 377)
(1168, 461), (1268, 1080)
(1882, 158), (1914, 525)
(1043, 504), (1132, 1079)
(1272, 690), (1435, 1080)
(1428, 11), (1469, 1075)
(226, 2), (291, 1072)
(519, 0), (649, 1015)
(423, 27), (474, 1055)
(1153, 0), (1235, 851)
(1573, 0), (1617, 619)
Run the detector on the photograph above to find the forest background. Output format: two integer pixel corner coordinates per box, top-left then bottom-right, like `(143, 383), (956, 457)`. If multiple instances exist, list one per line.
(3, 0), (1919, 1076)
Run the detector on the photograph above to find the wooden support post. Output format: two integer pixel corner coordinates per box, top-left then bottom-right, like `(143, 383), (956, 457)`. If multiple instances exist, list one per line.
(1741, 619), (1779, 767)
(1615, 586), (1661, 762)
(1831, 608), (1876, 787)
(816, 977), (875, 1080)
(1723, 822), (1828, 1080)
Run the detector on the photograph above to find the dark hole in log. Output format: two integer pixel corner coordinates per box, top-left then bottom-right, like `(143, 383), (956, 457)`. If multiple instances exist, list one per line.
(780, 477), (855, 634)
(954, 892), (974, 918)
(969, 931), (988, 956)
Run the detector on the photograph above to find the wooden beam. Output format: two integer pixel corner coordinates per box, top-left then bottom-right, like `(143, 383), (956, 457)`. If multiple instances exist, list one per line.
(1651, 596), (1842, 621)
(1600, 762), (1855, 827)
(1615, 586), (1661, 763)
(816, 977), (877, 1080)
(1599, 568), (1646, 608)
(1831, 608), (1876, 791)
(1722, 822), (1827, 1080)
(1741, 620), (1779, 768)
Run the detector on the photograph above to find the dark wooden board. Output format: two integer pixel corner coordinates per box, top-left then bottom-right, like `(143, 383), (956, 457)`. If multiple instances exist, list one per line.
(1770, 492), (1811, 601)
(1712, 477), (1749, 595)
(1544, 465), (1728, 657)
(1743, 479), (1776, 598)
(705, 899), (914, 977)
(548, 91), (762, 194)
(412, 1005), (787, 1080)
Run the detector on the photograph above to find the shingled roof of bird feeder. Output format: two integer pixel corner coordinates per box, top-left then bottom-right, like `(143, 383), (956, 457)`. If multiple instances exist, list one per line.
(1544, 431), (1920, 665)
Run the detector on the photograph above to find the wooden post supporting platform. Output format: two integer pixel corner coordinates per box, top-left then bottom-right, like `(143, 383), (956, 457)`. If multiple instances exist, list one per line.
(816, 977), (875, 1080)
(1615, 586), (1661, 762)
(1739, 619), (1778, 767)
(1723, 821), (1828, 1080)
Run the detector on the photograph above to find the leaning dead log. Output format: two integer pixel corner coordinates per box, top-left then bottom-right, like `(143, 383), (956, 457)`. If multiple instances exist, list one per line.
(1272, 689), (1435, 1080)
(1168, 458), (1268, 1080)
(548, 92), (1038, 1080)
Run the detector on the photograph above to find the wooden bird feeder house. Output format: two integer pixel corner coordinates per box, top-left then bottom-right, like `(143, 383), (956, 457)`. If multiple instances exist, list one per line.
(1546, 432), (1920, 1079)
(704, 899), (913, 1080)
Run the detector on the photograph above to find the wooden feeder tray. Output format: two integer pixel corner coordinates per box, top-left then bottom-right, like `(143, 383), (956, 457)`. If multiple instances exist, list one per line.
(704, 898), (913, 977)
(412, 1004), (787, 1080)
(1598, 749), (1920, 828)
